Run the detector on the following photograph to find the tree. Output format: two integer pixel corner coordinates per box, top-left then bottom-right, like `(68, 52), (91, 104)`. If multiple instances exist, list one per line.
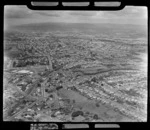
(71, 110), (84, 118)
(95, 102), (100, 107)
(93, 114), (99, 120)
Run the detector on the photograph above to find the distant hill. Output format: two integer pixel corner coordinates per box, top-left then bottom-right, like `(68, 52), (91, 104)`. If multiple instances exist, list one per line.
(11, 22), (109, 32)
(11, 22), (145, 32)
(8, 22), (147, 39)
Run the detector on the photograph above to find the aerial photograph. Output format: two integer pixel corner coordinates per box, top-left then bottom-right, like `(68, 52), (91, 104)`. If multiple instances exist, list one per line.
(3, 5), (147, 122)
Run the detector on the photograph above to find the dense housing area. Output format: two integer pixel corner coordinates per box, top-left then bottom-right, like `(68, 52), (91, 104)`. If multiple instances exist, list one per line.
(3, 23), (147, 122)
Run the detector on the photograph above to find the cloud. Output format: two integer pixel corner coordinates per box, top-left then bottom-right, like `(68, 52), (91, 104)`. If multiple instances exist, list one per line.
(5, 6), (62, 19)
(5, 10), (31, 19)
(5, 6), (33, 19)
(4, 5), (147, 25)
(35, 11), (60, 17)
(69, 11), (96, 17)
(101, 6), (147, 18)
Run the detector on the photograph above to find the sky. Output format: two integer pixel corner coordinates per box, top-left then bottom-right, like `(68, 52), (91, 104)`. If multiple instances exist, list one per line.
(4, 5), (147, 29)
